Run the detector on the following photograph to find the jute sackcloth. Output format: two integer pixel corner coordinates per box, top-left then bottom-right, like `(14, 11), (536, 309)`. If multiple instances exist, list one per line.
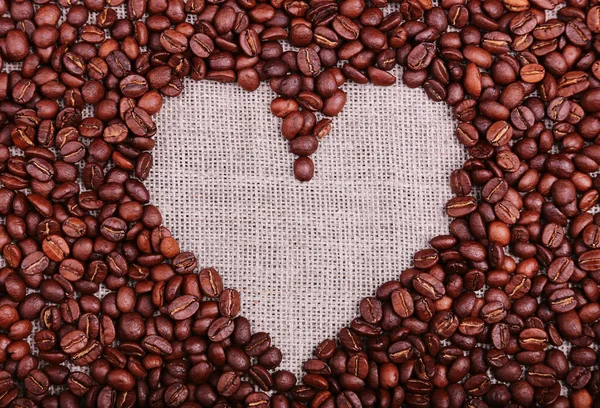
(149, 73), (465, 375)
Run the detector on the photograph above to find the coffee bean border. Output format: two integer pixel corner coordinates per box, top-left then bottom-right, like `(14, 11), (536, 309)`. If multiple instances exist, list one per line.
(0, 0), (598, 406)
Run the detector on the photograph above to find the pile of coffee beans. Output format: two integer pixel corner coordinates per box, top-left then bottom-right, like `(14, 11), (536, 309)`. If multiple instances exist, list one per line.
(0, 0), (600, 405)
(280, 0), (600, 405)
(0, 0), (304, 407)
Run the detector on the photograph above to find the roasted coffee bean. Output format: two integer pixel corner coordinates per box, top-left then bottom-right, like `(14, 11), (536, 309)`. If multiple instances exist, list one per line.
(217, 371), (241, 397)
(549, 288), (578, 313)
(413, 273), (445, 300)
(526, 364), (557, 388)
(60, 330), (88, 354)
(446, 196), (477, 217)
(519, 328), (548, 351)
(464, 374), (491, 397)
(199, 268), (223, 297)
(141, 335), (172, 356)
(24, 370), (49, 395)
(294, 157), (314, 181)
(168, 295), (199, 320)
(0, 0), (599, 404)
(100, 217), (127, 242)
(297, 48), (321, 77)
(390, 288), (414, 318)
(408, 43), (436, 70)
(21, 251), (49, 275)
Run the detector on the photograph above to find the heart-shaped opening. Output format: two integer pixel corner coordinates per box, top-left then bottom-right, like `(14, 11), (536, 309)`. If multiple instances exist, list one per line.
(151, 76), (464, 373)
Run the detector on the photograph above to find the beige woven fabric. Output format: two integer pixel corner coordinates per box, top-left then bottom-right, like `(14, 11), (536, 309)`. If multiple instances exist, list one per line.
(149, 72), (465, 375)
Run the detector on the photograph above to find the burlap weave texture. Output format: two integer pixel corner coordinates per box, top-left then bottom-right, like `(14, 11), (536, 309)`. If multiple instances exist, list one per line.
(149, 72), (465, 375)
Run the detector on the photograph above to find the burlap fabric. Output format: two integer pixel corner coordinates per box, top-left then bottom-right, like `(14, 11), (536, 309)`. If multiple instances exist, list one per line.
(149, 73), (465, 375)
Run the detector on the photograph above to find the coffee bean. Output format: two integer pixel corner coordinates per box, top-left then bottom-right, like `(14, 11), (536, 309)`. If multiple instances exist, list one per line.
(446, 196), (477, 217)
(297, 48), (321, 77)
(208, 317), (235, 342)
(294, 156), (314, 181)
(464, 374), (491, 397)
(246, 332), (272, 357)
(486, 121), (513, 147)
(21, 251), (49, 275)
(120, 74), (148, 98)
(219, 289), (241, 318)
(167, 295), (199, 320)
(579, 249), (600, 271)
(165, 382), (188, 405)
(407, 43), (436, 70)
(42, 235), (70, 262)
(520, 64), (546, 82)
(519, 328), (548, 351)
(24, 370), (49, 395)
(60, 330), (88, 354)
(413, 273), (445, 300)
(217, 371), (241, 397)
(481, 177), (508, 203)
(332, 16), (360, 40)
(100, 217), (127, 241)
(481, 301), (507, 324)
(549, 288), (577, 313)
(141, 335), (172, 356)
(159, 29), (188, 54)
(199, 268), (223, 297)
(290, 135), (318, 156)
(526, 364), (557, 387)
(124, 108), (156, 137)
(0, 0), (599, 404)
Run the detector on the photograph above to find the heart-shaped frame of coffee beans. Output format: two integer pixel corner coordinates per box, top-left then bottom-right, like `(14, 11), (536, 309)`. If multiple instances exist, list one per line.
(0, 0), (598, 406)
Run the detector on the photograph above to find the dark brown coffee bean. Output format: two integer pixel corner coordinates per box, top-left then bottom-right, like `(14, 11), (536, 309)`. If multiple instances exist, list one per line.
(446, 196), (477, 217)
(549, 288), (577, 313)
(519, 328), (548, 351)
(21, 251), (49, 275)
(124, 107), (156, 137)
(106, 369), (135, 392)
(390, 289), (414, 318)
(481, 301), (507, 324)
(332, 15), (360, 40)
(100, 217), (127, 242)
(120, 75), (148, 98)
(413, 273), (445, 300)
(526, 364), (557, 388)
(290, 135), (318, 156)
(481, 177), (508, 203)
(219, 289), (241, 318)
(160, 29), (188, 54)
(24, 370), (49, 395)
(217, 371), (241, 397)
(407, 43), (436, 70)
(297, 48), (321, 77)
(199, 268), (223, 297)
(294, 156), (314, 181)
(579, 250), (600, 271)
(5, 29), (29, 62)
(464, 374), (491, 397)
(141, 335), (172, 355)
(208, 317), (235, 342)
(246, 332), (271, 357)
(60, 330), (88, 354)
(58, 258), (84, 282)
(168, 295), (199, 320)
